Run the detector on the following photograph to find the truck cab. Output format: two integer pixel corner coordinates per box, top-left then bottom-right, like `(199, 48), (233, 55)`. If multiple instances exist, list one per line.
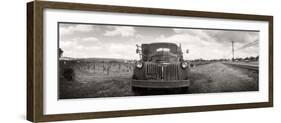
(132, 42), (190, 91)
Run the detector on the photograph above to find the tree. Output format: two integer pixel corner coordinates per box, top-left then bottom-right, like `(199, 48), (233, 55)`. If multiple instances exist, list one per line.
(256, 56), (259, 61)
(249, 56), (255, 61)
(59, 48), (63, 58)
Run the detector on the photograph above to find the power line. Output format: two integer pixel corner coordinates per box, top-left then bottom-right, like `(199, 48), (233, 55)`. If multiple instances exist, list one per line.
(237, 40), (258, 50)
(225, 39), (258, 60)
(236, 41), (258, 51)
(235, 39), (258, 51)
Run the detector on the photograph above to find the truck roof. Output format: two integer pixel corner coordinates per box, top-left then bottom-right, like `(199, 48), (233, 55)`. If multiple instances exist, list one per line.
(144, 42), (178, 47)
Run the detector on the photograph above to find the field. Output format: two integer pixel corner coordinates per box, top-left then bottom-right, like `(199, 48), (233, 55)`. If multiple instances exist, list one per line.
(189, 62), (258, 93)
(59, 58), (135, 99)
(59, 59), (258, 99)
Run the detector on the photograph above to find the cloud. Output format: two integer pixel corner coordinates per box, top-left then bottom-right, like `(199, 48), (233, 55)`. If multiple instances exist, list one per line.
(154, 32), (222, 60)
(80, 37), (100, 46)
(60, 36), (103, 57)
(204, 30), (259, 44)
(157, 30), (213, 48)
(60, 24), (94, 35)
(173, 28), (259, 56)
(155, 29), (259, 60)
(104, 26), (136, 37)
(173, 29), (211, 41)
(107, 43), (136, 59)
(59, 23), (259, 60)
(174, 28), (259, 46)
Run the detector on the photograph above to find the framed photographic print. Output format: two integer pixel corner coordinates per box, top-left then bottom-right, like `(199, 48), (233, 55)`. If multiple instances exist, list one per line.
(27, 0), (273, 122)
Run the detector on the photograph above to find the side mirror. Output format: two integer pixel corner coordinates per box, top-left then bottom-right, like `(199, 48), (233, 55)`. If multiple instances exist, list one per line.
(136, 44), (140, 54)
(186, 49), (189, 54)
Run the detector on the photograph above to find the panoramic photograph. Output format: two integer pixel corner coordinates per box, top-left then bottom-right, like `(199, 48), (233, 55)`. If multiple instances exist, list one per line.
(58, 22), (259, 99)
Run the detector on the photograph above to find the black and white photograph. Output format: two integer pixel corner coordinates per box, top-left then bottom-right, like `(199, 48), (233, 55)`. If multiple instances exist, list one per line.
(58, 22), (259, 99)
(25, 1), (274, 122)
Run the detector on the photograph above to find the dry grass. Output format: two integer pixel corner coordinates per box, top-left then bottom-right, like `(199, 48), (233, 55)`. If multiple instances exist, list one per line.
(189, 62), (258, 93)
(59, 60), (259, 99)
(59, 60), (135, 99)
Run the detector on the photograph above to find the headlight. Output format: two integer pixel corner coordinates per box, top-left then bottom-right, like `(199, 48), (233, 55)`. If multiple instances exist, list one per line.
(136, 62), (143, 69)
(181, 62), (188, 69)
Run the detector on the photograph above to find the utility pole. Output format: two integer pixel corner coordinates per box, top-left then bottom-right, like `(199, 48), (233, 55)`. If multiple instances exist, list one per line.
(232, 41), (234, 61)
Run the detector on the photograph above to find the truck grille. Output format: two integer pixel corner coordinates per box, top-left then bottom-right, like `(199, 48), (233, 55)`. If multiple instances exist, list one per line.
(145, 63), (179, 80)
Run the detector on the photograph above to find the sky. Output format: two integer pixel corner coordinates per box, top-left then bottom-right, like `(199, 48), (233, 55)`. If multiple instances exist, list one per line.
(59, 23), (259, 60)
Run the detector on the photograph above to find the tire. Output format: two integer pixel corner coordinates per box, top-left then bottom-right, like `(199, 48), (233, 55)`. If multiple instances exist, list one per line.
(131, 86), (139, 92)
(132, 87), (142, 95)
(180, 87), (189, 93)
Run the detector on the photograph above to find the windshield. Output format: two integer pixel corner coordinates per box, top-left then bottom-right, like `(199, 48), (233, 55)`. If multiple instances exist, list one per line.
(156, 48), (171, 52)
(150, 48), (179, 63)
(142, 43), (178, 55)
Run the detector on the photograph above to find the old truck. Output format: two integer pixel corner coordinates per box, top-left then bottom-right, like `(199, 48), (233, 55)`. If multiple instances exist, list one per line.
(132, 42), (190, 92)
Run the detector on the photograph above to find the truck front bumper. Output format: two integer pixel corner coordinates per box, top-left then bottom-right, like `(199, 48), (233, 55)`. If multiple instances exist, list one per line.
(132, 79), (190, 88)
